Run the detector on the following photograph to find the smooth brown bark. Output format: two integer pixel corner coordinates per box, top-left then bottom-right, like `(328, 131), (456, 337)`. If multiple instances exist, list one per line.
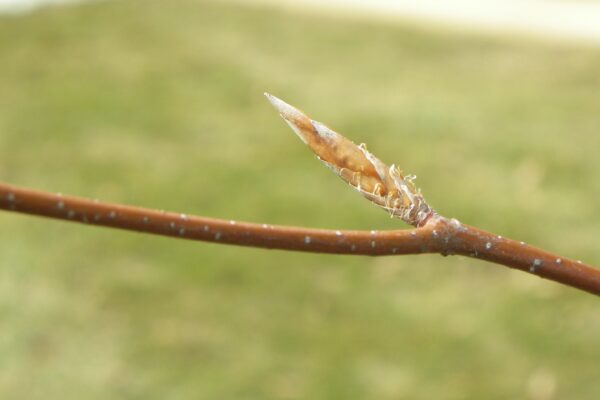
(2, 182), (599, 296)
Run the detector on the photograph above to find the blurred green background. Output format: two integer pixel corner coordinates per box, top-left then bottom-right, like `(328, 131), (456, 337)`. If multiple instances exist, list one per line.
(1, 0), (599, 398)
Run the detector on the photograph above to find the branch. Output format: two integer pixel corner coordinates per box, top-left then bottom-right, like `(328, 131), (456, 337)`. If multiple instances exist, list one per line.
(1, 183), (599, 295)
(1, 94), (599, 297)
(0, 182), (429, 256)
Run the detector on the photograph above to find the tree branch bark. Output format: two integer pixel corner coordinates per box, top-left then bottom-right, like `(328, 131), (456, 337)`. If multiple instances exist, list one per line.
(2, 182), (599, 296)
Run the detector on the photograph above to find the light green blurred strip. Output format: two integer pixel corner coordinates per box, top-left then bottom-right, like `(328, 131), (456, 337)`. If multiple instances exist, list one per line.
(230, 0), (600, 45)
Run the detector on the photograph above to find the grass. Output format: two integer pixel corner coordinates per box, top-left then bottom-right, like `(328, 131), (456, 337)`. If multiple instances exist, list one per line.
(0, 0), (599, 398)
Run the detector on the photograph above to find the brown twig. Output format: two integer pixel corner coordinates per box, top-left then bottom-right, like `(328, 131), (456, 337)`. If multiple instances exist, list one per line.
(1, 95), (599, 296)
(1, 183), (599, 295)
(0, 182), (431, 256)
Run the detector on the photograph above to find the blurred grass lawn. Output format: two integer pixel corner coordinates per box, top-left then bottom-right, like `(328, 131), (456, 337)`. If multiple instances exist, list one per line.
(1, 0), (600, 398)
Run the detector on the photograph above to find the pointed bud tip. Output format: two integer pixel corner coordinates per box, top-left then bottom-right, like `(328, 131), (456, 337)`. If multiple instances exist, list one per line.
(263, 92), (306, 122)
(264, 92), (314, 145)
(263, 92), (280, 111)
(263, 92), (281, 107)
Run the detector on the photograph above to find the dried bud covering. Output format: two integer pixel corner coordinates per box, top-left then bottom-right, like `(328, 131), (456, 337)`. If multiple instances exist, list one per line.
(265, 93), (435, 227)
